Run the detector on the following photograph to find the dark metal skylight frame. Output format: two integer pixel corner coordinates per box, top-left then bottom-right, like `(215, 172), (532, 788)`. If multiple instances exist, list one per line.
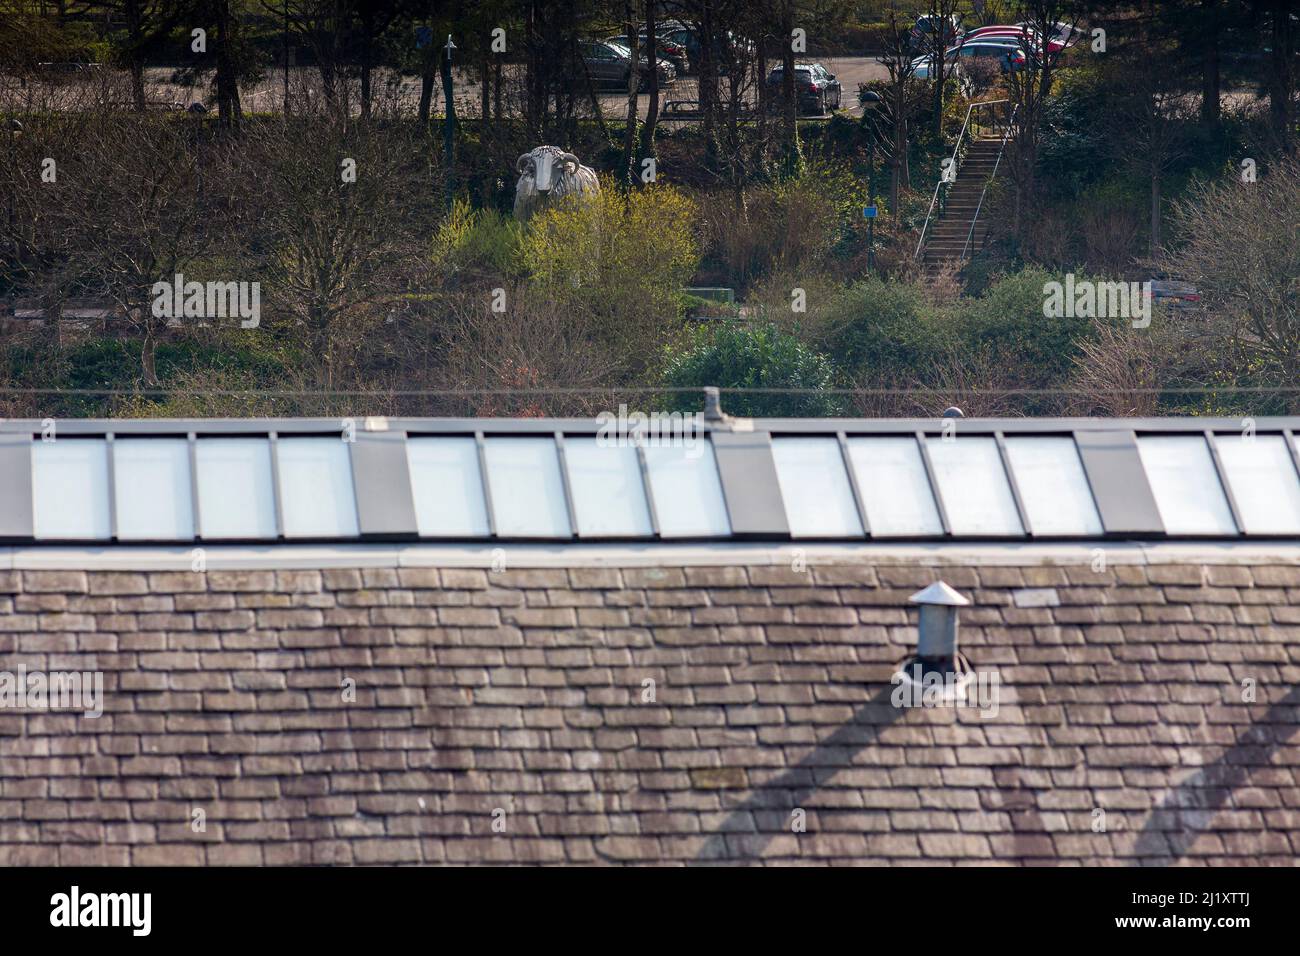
(3, 416), (1300, 545)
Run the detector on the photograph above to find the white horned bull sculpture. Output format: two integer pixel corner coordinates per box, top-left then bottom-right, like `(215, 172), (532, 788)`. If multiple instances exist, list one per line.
(513, 145), (600, 222)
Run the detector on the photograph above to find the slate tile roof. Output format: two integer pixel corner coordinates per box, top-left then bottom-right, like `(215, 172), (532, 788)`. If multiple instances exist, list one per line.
(0, 560), (1297, 865)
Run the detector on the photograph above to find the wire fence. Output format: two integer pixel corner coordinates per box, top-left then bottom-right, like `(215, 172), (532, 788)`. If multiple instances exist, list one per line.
(1, 385), (1297, 421)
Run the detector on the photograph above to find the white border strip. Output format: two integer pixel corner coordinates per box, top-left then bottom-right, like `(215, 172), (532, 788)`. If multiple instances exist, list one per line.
(4, 541), (1300, 571)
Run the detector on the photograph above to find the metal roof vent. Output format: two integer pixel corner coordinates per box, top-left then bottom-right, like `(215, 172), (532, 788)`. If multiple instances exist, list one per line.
(703, 386), (726, 422)
(897, 581), (973, 690)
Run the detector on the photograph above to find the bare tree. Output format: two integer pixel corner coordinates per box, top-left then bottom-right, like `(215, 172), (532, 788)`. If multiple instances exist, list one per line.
(638, 0), (661, 175)
(72, 0), (194, 112)
(227, 118), (440, 385)
(260, 0), (349, 117)
(871, 2), (921, 214)
(1066, 321), (1162, 417)
(1264, 0), (1295, 152)
(8, 115), (209, 383)
(1108, 57), (1194, 256)
(1160, 158), (1300, 390)
(437, 288), (617, 417)
(778, 0), (798, 173)
(924, 0), (962, 136)
(621, 0), (640, 187)
(1004, 0), (1081, 237)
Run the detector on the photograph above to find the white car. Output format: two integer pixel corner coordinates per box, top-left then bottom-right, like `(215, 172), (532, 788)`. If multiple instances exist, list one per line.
(913, 37), (1028, 80)
(910, 52), (960, 80)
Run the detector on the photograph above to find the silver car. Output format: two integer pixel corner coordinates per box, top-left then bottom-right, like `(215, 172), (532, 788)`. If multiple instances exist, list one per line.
(579, 40), (676, 88)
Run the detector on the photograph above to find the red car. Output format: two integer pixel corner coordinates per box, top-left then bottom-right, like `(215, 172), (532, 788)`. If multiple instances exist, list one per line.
(962, 24), (1064, 54)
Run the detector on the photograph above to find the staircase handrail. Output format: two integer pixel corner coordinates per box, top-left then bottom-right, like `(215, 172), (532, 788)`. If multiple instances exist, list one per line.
(960, 102), (1018, 262)
(914, 99), (1009, 261)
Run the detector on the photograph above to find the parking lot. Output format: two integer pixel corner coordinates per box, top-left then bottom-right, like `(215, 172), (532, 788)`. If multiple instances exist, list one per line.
(127, 58), (893, 121)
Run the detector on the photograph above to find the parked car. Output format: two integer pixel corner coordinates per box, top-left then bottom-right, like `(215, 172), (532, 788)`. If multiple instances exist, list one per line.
(1149, 278), (1201, 309)
(909, 14), (962, 53)
(963, 26), (1053, 61)
(912, 38), (1027, 80)
(910, 54), (951, 81)
(765, 62), (842, 114)
(657, 20), (752, 74)
(964, 24), (1042, 45)
(606, 34), (689, 76)
(951, 38), (1030, 72)
(579, 40), (676, 87)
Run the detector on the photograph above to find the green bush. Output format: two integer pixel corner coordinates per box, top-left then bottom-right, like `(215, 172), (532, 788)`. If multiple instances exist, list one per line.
(522, 181), (699, 365)
(435, 199), (526, 280)
(815, 277), (953, 383)
(697, 165), (866, 291)
(660, 320), (843, 418)
(954, 268), (1098, 403)
(0, 337), (297, 418)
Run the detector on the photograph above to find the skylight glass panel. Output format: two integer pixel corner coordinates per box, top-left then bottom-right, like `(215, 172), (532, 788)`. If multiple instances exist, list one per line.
(642, 441), (731, 537)
(1137, 436), (1237, 535)
(562, 439), (654, 538)
(113, 439), (195, 540)
(275, 438), (360, 538)
(924, 437), (1024, 535)
(845, 437), (943, 536)
(771, 437), (863, 537)
(406, 437), (490, 537)
(1213, 434), (1300, 534)
(1004, 437), (1103, 536)
(31, 440), (111, 540)
(195, 439), (277, 539)
(483, 438), (571, 538)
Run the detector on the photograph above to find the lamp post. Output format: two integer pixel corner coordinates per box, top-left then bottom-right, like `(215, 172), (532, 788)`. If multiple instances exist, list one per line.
(441, 34), (457, 211)
(863, 203), (877, 272)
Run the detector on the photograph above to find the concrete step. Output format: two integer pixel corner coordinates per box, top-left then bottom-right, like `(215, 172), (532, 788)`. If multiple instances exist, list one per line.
(927, 237), (982, 244)
(917, 135), (1004, 261)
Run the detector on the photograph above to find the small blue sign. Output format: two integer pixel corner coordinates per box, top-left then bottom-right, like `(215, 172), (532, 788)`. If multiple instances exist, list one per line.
(415, 26), (433, 49)
(863, 205), (878, 219)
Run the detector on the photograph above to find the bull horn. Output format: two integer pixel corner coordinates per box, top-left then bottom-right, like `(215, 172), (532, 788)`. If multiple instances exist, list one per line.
(516, 153), (533, 173)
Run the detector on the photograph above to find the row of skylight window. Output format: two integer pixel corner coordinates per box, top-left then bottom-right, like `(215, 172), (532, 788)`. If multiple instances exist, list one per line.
(774, 433), (1300, 537)
(30, 437), (729, 541)
(23, 432), (1300, 541)
(773, 435), (1103, 537)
